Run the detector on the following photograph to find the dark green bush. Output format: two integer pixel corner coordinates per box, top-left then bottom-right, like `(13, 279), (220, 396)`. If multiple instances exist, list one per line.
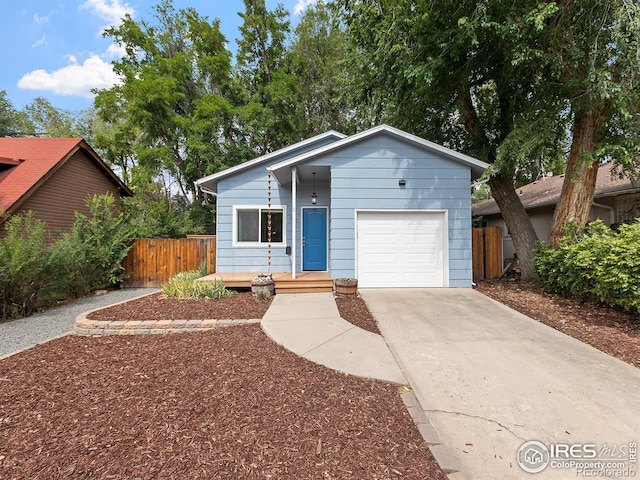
(49, 194), (132, 297)
(0, 194), (132, 320)
(0, 212), (55, 320)
(533, 219), (640, 313)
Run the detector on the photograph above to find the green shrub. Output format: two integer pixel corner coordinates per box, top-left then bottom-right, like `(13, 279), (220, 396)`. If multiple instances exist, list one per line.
(0, 195), (132, 320)
(162, 270), (233, 299)
(533, 219), (640, 313)
(254, 288), (272, 301)
(49, 194), (132, 297)
(0, 212), (55, 320)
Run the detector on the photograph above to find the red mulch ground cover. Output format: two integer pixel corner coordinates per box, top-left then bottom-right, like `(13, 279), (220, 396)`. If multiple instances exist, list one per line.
(0, 325), (444, 479)
(476, 279), (640, 368)
(335, 295), (381, 334)
(9, 279), (636, 479)
(87, 291), (273, 321)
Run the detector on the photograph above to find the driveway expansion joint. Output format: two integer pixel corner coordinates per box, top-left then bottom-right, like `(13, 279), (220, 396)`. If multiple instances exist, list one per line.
(302, 323), (356, 356)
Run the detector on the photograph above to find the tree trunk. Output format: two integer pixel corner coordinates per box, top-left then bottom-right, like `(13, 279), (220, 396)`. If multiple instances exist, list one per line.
(488, 173), (539, 281)
(457, 80), (538, 280)
(549, 107), (605, 246)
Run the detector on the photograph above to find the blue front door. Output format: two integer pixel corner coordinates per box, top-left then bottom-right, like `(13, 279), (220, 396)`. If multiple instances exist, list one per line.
(302, 208), (327, 271)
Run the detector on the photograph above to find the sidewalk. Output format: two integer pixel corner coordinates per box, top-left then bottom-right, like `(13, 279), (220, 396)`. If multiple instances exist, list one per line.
(261, 292), (406, 385)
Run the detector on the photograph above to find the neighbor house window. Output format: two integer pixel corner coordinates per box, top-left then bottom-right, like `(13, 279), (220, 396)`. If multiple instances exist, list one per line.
(235, 206), (284, 245)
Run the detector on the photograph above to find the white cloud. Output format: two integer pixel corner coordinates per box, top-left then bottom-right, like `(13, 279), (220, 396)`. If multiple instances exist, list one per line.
(32, 34), (46, 48)
(294, 0), (318, 15)
(79, 0), (134, 27)
(17, 55), (121, 98)
(33, 12), (50, 24)
(105, 42), (127, 59)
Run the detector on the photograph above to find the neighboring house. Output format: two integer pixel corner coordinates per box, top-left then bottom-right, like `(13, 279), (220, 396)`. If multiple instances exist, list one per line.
(473, 162), (640, 259)
(196, 124), (488, 288)
(0, 138), (132, 240)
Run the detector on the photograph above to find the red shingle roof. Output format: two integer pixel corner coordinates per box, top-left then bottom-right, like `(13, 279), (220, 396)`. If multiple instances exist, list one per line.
(473, 162), (637, 217)
(0, 138), (131, 214)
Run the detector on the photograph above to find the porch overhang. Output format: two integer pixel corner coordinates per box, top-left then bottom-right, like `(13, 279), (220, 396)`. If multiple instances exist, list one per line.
(268, 164), (331, 186)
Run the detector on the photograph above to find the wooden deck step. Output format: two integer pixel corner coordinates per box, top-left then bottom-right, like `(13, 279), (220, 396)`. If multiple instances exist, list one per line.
(200, 272), (334, 294)
(276, 287), (334, 294)
(275, 280), (334, 294)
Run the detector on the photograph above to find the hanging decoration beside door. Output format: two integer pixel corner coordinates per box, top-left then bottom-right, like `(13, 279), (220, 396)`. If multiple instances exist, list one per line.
(267, 171), (272, 269)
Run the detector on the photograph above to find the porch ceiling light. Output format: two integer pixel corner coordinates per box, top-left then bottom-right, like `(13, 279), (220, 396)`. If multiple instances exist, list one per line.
(311, 171), (318, 204)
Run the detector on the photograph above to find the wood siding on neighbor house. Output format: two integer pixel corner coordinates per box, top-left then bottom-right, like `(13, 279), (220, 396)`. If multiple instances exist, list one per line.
(7, 150), (121, 240)
(485, 206), (556, 260)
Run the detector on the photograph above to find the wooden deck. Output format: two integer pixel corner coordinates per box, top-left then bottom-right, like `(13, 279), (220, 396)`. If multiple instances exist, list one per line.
(199, 272), (334, 294)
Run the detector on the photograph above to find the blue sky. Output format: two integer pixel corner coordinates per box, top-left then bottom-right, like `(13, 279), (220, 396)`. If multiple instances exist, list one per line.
(0, 0), (312, 113)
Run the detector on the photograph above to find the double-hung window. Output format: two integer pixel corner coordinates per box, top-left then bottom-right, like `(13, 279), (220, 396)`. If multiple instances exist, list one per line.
(234, 206), (285, 245)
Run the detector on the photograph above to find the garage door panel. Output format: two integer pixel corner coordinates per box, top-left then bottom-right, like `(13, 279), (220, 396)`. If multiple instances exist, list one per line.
(361, 253), (398, 265)
(402, 256), (437, 269)
(363, 233), (398, 246)
(357, 211), (446, 288)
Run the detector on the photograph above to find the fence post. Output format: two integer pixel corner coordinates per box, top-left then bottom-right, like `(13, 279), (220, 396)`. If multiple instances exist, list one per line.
(472, 227), (502, 282)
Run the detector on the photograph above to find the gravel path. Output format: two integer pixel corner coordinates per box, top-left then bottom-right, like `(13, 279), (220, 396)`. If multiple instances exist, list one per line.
(0, 288), (157, 359)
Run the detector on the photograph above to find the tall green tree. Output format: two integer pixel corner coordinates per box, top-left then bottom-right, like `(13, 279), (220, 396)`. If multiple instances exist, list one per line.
(95, 0), (234, 202)
(288, 1), (366, 136)
(339, 0), (569, 279)
(17, 97), (81, 137)
(234, 0), (301, 155)
(0, 91), (21, 137)
(543, 0), (640, 245)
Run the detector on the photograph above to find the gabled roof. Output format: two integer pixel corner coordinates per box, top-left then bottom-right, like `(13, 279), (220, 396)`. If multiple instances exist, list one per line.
(195, 130), (347, 194)
(0, 137), (132, 214)
(472, 162), (638, 217)
(267, 124), (489, 184)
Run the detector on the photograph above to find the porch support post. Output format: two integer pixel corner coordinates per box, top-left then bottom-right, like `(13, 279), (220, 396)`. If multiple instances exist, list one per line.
(291, 167), (297, 280)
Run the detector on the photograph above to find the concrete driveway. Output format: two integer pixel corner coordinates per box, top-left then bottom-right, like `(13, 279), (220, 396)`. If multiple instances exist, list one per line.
(360, 288), (640, 480)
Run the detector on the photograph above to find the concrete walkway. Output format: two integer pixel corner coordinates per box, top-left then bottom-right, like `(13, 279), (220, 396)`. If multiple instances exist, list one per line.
(261, 292), (406, 384)
(360, 288), (640, 480)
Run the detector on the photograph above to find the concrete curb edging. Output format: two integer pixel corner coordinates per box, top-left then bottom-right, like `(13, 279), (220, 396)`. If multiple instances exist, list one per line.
(401, 389), (467, 480)
(73, 290), (260, 336)
(73, 317), (261, 336)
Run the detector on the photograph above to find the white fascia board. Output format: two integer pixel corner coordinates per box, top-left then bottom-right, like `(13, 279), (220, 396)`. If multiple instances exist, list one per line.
(268, 124), (489, 181)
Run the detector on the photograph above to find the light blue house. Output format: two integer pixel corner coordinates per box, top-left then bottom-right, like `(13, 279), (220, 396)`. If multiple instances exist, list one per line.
(195, 125), (487, 288)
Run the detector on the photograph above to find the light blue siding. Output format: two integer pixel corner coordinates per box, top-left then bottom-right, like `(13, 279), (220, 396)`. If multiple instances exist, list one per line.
(215, 135), (341, 273)
(216, 166), (292, 273)
(313, 135), (473, 286)
(215, 131), (475, 286)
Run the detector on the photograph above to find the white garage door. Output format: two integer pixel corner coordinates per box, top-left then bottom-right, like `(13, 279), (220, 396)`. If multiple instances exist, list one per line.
(356, 211), (447, 287)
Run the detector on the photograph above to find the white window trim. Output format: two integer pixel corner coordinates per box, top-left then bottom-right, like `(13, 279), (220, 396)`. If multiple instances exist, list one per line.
(232, 205), (287, 247)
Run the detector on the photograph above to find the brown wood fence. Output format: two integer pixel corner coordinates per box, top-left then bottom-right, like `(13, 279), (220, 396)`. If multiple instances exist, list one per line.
(122, 236), (216, 288)
(472, 227), (502, 283)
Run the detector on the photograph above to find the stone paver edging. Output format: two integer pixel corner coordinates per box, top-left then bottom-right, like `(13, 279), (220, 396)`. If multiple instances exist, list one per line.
(74, 291), (260, 336)
(74, 317), (261, 336)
